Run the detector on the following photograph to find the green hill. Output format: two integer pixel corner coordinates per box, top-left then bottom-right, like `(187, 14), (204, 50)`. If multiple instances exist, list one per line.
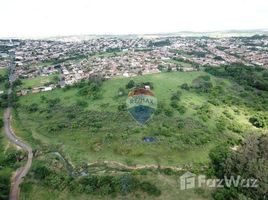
(11, 69), (268, 200)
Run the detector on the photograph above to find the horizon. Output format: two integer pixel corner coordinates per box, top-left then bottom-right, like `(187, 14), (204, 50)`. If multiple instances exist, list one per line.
(1, 0), (268, 38)
(1, 29), (268, 40)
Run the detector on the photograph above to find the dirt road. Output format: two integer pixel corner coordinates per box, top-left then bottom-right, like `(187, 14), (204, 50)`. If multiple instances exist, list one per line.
(3, 108), (33, 200)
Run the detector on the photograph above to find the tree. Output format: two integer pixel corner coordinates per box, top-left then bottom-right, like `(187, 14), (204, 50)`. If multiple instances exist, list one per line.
(181, 83), (190, 90)
(224, 134), (268, 199)
(0, 119), (3, 129)
(126, 80), (135, 89)
(12, 78), (22, 87)
(0, 170), (10, 200)
(209, 143), (231, 178)
(27, 103), (38, 112)
(210, 134), (268, 200)
(118, 174), (137, 194)
(33, 165), (51, 180)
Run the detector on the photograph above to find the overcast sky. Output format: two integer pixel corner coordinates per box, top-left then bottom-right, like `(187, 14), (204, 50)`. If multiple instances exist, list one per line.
(0, 0), (267, 38)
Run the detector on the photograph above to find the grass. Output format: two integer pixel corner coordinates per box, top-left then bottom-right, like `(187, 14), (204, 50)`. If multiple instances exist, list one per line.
(0, 68), (7, 76)
(166, 59), (193, 67)
(19, 71), (207, 110)
(13, 70), (268, 200)
(13, 71), (263, 166)
(21, 73), (58, 89)
(21, 176), (214, 200)
(0, 68), (7, 91)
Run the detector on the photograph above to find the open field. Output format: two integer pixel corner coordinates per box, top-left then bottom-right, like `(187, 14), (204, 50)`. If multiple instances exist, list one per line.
(13, 71), (265, 167)
(21, 73), (59, 89)
(11, 69), (268, 200)
(166, 59), (193, 67)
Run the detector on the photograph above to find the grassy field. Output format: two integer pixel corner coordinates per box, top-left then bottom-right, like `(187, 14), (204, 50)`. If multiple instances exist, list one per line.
(21, 73), (59, 89)
(0, 68), (7, 76)
(166, 59), (193, 68)
(13, 71), (263, 166)
(0, 68), (8, 91)
(12, 70), (268, 200)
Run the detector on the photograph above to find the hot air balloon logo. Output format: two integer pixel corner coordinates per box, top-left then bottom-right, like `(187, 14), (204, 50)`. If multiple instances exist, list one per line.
(126, 88), (157, 125)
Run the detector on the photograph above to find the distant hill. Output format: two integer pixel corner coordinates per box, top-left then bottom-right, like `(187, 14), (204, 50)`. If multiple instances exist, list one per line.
(2, 29), (268, 41)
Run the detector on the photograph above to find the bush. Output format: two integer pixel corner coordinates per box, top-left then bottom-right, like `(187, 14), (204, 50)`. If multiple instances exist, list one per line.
(0, 119), (3, 129)
(126, 80), (135, 89)
(118, 104), (127, 111)
(33, 165), (51, 180)
(171, 91), (181, 101)
(170, 100), (178, 108)
(74, 174), (161, 197)
(76, 100), (88, 108)
(177, 105), (186, 114)
(164, 108), (173, 117)
(177, 119), (185, 129)
(192, 76), (213, 93)
(209, 143), (231, 178)
(139, 181), (161, 196)
(181, 83), (190, 90)
(0, 169), (11, 200)
(26, 103), (39, 112)
(213, 187), (239, 200)
(249, 114), (266, 128)
(118, 174), (138, 194)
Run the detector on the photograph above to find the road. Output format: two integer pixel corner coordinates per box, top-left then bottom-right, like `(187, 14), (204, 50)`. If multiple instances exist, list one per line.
(4, 107), (33, 200)
(3, 53), (33, 200)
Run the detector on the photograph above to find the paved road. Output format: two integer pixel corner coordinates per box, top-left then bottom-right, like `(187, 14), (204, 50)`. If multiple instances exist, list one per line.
(4, 107), (33, 200)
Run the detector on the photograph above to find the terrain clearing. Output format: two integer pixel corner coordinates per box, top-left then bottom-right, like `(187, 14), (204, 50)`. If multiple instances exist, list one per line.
(12, 70), (268, 200)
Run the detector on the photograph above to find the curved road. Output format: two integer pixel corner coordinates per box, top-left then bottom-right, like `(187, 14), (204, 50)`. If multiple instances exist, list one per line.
(4, 107), (33, 200)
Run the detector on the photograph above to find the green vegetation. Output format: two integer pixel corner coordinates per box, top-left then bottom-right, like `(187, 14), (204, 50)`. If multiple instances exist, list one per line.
(148, 39), (171, 47)
(168, 59), (193, 68)
(13, 70), (268, 164)
(209, 133), (268, 200)
(0, 68), (8, 91)
(23, 160), (161, 198)
(20, 73), (59, 89)
(0, 112), (22, 200)
(10, 67), (268, 199)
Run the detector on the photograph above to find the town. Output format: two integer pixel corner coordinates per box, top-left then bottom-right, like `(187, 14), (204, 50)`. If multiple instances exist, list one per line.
(0, 35), (268, 96)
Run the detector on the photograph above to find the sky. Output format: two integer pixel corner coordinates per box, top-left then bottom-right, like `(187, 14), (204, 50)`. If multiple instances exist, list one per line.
(0, 0), (267, 38)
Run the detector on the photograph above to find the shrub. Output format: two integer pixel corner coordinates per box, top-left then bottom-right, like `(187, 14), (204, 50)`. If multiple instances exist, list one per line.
(26, 103), (39, 112)
(126, 80), (135, 89)
(249, 114), (266, 128)
(177, 105), (186, 114)
(76, 100), (88, 108)
(139, 181), (161, 196)
(164, 108), (173, 117)
(181, 83), (190, 90)
(177, 119), (185, 129)
(118, 104), (127, 111)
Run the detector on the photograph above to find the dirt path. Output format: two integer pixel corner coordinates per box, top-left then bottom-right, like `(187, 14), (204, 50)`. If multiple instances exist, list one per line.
(4, 108), (33, 200)
(88, 160), (184, 171)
